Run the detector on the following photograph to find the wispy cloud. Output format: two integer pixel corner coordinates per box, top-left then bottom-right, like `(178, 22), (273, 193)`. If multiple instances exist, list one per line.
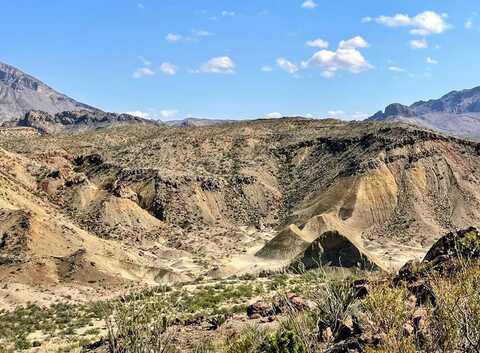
(426, 57), (438, 65)
(132, 67), (155, 79)
(409, 38), (428, 49)
(388, 66), (406, 72)
(221, 11), (235, 17)
(276, 58), (299, 74)
(192, 29), (214, 37)
(166, 33), (184, 43)
(261, 66), (273, 72)
(301, 0), (318, 9)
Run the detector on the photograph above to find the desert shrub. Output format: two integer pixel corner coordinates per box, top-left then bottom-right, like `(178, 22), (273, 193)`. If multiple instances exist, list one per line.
(361, 284), (416, 352)
(310, 280), (357, 334)
(225, 325), (270, 353)
(429, 264), (480, 353)
(104, 291), (176, 353)
(14, 335), (31, 350)
(265, 329), (306, 353)
(192, 340), (216, 353)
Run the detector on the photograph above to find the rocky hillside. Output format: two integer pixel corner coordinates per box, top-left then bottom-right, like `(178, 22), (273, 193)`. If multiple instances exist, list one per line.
(1, 117), (480, 296)
(0, 62), (98, 121)
(1, 109), (160, 134)
(368, 86), (480, 139)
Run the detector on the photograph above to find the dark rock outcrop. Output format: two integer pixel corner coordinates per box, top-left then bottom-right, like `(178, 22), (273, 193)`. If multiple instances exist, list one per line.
(13, 110), (158, 134)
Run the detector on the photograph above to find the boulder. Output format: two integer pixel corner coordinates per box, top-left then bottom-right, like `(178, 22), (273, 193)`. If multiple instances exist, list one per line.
(247, 300), (274, 319)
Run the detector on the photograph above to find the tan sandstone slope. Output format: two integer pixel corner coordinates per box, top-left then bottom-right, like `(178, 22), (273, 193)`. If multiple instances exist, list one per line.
(1, 118), (480, 303)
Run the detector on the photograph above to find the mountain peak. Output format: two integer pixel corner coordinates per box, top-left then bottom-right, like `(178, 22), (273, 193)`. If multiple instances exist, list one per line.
(0, 61), (98, 121)
(368, 85), (480, 139)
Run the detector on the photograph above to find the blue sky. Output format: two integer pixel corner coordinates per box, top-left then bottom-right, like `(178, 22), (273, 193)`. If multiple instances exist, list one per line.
(2, 0), (480, 120)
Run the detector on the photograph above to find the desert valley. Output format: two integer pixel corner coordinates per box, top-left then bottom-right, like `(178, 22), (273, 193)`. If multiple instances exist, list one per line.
(2, 2), (480, 352)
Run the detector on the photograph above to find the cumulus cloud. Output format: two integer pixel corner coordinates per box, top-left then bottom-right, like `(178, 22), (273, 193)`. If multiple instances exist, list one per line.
(301, 0), (318, 9)
(370, 11), (451, 36)
(159, 62), (178, 75)
(200, 56), (235, 74)
(302, 36), (372, 78)
(409, 38), (428, 49)
(132, 67), (155, 79)
(426, 57), (438, 64)
(276, 58), (299, 74)
(166, 33), (183, 43)
(338, 36), (369, 49)
(306, 38), (329, 48)
(266, 112), (283, 118)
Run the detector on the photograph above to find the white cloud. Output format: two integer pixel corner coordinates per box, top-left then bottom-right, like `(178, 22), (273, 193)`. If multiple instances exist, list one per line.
(221, 11), (235, 17)
(409, 38), (428, 49)
(388, 66), (406, 72)
(266, 112), (283, 118)
(200, 56), (235, 74)
(261, 66), (273, 72)
(351, 112), (370, 120)
(132, 67), (155, 79)
(166, 33), (183, 43)
(465, 19), (474, 29)
(302, 36), (372, 78)
(361, 17), (373, 23)
(371, 11), (451, 36)
(276, 58), (299, 74)
(327, 110), (345, 116)
(301, 0), (318, 9)
(306, 38), (329, 48)
(160, 62), (178, 75)
(376, 13), (411, 27)
(159, 109), (178, 119)
(193, 29), (214, 37)
(126, 111), (150, 118)
(338, 36), (369, 49)
(426, 56), (438, 64)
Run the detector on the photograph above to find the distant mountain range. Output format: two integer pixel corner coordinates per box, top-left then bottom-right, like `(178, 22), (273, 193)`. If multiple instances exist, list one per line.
(369, 86), (480, 139)
(165, 117), (236, 128)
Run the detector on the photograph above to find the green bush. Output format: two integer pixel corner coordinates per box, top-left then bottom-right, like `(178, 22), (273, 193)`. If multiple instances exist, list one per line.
(265, 330), (306, 353)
